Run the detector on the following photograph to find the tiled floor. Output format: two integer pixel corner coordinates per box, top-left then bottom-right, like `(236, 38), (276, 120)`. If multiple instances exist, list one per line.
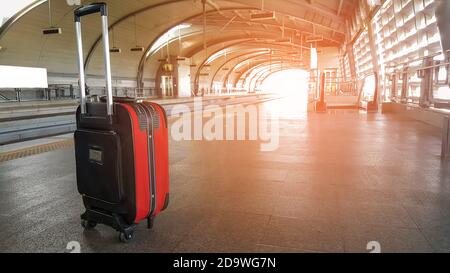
(0, 97), (449, 252)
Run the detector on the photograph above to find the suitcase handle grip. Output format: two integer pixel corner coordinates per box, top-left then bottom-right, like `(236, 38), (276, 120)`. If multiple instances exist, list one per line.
(74, 3), (107, 21)
(74, 2), (113, 116)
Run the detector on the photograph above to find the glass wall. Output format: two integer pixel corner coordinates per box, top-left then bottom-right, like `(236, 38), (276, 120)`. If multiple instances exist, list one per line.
(346, 0), (448, 103)
(373, 0), (447, 101)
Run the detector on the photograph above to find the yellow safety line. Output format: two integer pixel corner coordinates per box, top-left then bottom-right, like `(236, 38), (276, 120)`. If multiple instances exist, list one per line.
(0, 139), (74, 163)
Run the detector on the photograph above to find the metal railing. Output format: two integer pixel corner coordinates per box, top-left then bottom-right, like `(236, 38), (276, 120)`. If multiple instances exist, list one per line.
(0, 85), (157, 103)
(308, 73), (359, 103)
(383, 50), (450, 108)
(307, 70), (379, 112)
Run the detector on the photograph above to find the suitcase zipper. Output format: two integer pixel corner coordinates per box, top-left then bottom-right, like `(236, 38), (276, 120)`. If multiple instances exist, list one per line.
(134, 103), (157, 217)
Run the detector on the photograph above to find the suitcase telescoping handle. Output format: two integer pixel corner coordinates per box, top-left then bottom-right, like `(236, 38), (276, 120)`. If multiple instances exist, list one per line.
(74, 2), (113, 116)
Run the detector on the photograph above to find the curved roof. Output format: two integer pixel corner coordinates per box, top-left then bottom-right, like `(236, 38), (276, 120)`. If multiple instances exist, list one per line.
(0, 0), (356, 87)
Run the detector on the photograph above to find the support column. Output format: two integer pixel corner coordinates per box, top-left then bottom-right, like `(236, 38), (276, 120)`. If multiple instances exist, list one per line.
(390, 73), (397, 101)
(442, 117), (450, 160)
(345, 20), (357, 80)
(315, 72), (327, 113)
(419, 56), (433, 107)
(363, 1), (381, 110)
(400, 65), (409, 103)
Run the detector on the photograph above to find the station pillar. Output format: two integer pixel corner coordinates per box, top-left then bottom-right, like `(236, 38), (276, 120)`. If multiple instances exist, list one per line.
(419, 56), (433, 108)
(442, 117), (450, 160)
(315, 72), (327, 113)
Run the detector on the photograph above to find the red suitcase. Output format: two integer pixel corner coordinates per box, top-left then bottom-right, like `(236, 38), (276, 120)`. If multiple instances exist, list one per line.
(73, 3), (169, 242)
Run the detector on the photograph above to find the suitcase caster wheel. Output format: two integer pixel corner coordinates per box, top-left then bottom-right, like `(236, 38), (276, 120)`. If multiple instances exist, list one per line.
(81, 220), (97, 229)
(119, 232), (133, 243)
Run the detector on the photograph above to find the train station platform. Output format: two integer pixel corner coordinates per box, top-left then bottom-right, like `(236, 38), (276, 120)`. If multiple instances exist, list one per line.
(0, 97), (449, 253)
(0, 93), (276, 145)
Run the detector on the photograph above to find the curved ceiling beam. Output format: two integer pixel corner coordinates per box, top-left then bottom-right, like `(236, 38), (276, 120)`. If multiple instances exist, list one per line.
(184, 38), (312, 80)
(249, 64), (291, 91)
(182, 21), (343, 54)
(183, 33), (312, 60)
(250, 64), (302, 92)
(192, 39), (309, 79)
(137, 4), (345, 87)
(249, 63), (303, 92)
(246, 62), (302, 92)
(216, 49), (302, 89)
(225, 0), (346, 26)
(209, 50), (272, 91)
(251, 63), (300, 86)
(239, 60), (290, 86)
(222, 47), (305, 87)
(251, 68), (274, 87)
(206, 40), (309, 69)
(234, 58), (304, 87)
(253, 66), (282, 85)
(140, 38), (256, 89)
(84, 0), (197, 70)
(193, 40), (306, 93)
(136, 0), (350, 87)
(136, 6), (260, 87)
(162, 19), (339, 58)
(0, 0), (47, 40)
(218, 50), (281, 87)
(189, 13), (346, 36)
(257, 66), (300, 86)
(254, 64), (305, 89)
(184, 36), (247, 58)
(144, 6), (345, 63)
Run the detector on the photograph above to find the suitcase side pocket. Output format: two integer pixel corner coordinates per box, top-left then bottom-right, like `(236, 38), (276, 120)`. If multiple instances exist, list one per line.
(74, 129), (122, 204)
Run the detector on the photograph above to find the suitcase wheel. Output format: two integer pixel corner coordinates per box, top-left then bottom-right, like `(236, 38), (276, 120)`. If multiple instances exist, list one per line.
(81, 219), (97, 230)
(119, 230), (134, 243)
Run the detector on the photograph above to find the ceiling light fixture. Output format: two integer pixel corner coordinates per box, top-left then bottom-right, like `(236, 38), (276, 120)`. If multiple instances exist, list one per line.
(42, 27), (62, 35)
(274, 38), (291, 44)
(305, 34), (323, 43)
(109, 27), (122, 53)
(130, 16), (144, 52)
(110, 48), (122, 53)
(250, 11), (275, 21)
(42, 1), (62, 35)
(130, 47), (144, 52)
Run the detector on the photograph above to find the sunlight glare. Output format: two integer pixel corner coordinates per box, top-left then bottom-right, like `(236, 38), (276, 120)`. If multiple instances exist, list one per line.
(259, 69), (309, 119)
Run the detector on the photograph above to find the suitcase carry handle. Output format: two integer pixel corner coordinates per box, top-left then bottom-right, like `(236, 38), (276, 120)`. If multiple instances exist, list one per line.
(74, 2), (113, 116)
(74, 3), (108, 20)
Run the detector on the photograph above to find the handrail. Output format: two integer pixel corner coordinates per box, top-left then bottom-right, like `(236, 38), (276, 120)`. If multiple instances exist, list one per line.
(387, 61), (450, 76)
(384, 50), (450, 106)
(0, 86), (158, 103)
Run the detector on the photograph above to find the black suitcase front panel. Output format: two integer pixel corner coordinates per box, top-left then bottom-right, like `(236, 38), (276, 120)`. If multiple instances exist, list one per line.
(75, 103), (142, 224)
(74, 129), (122, 204)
